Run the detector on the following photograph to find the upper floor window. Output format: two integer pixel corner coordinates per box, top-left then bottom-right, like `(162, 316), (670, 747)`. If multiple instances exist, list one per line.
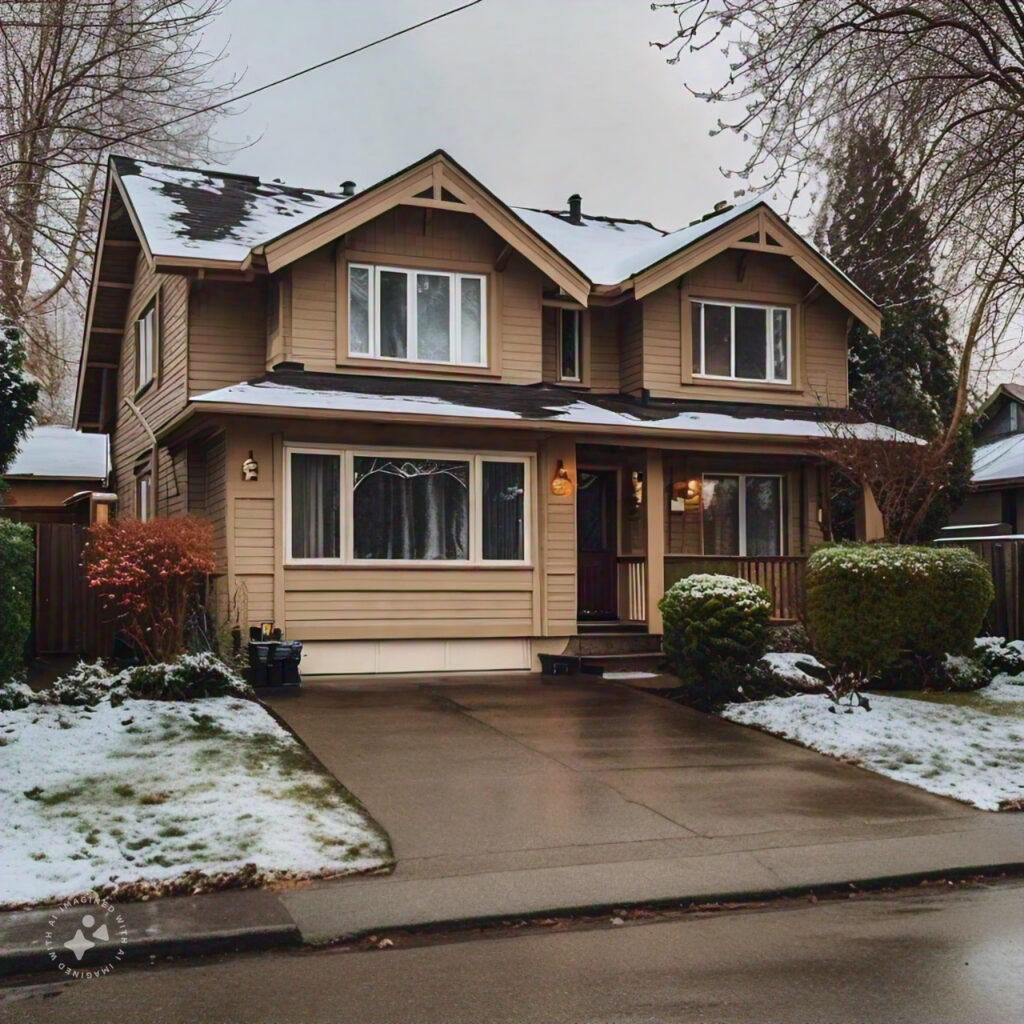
(135, 301), (157, 392)
(348, 264), (486, 367)
(558, 309), (581, 382)
(691, 300), (790, 384)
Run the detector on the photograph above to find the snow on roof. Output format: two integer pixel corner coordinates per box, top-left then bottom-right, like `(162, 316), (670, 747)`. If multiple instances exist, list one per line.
(6, 426), (109, 480)
(513, 199), (764, 285)
(190, 378), (913, 443)
(112, 157), (348, 264)
(972, 433), (1024, 485)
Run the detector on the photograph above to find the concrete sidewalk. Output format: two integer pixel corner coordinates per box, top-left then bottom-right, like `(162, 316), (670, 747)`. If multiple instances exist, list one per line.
(2, 674), (1022, 975)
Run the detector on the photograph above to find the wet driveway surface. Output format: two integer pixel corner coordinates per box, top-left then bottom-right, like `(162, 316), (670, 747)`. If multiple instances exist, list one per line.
(266, 674), (992, 879)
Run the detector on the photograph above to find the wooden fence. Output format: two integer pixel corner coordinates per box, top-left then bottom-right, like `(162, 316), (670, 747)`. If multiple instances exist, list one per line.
(936, 537), (1023, 640)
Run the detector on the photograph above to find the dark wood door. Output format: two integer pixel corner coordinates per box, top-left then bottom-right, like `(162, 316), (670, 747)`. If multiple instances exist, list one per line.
(577, 469), (618, 620)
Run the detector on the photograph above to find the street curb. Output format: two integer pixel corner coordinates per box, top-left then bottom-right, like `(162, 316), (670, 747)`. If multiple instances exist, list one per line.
(0, 921), (300, 979)
(294, 861), (1024, 945)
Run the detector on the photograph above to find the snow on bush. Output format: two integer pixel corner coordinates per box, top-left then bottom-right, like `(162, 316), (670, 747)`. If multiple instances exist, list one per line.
(805, 543), (993, 681)
(659, 574), (772, 710)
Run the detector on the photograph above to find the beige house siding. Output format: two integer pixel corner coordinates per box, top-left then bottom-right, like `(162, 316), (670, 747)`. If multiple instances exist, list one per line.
(283, 206), (545, 384)
(188, 280), (267, 394)
(641, 250), (849, 407)
(590, 306), (621, 392)
(108, 252), (189, 513)
(620, 298), (644, 395)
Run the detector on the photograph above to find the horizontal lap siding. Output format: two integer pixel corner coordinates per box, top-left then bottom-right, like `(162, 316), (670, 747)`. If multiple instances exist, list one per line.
(109, 253), (188, 513)
(284, 569), (535, 640)
(643, 250), (849, 407)
(288, 208), (543, 383)
(188, 281), (267, 394)
(589, 306), (620, 392)
(620, 299), (643, 395)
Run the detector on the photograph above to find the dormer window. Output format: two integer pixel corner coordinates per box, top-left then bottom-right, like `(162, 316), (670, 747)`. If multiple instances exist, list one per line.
(558, 309), (582, 382)
(691, 300), (790, 384)
(348, 264), (486, 367)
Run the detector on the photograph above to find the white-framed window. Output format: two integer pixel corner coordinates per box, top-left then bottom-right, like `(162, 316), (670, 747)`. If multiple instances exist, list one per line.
(691, 300), (790, 383)
(701, 474), (784, 556)
(348, 264), (486, 367)
(285, 446), (531, 565)
(136, 470), (152, 522)
(135, 301), (157, 392)
(558, 309), (581, 382)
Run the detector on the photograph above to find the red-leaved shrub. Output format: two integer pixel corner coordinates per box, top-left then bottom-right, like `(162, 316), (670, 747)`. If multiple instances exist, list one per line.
(83, 516), (216, 664)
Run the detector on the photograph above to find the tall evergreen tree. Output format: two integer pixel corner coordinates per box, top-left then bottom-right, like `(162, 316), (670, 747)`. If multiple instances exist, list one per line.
(817, 124), (972, 540)
(0, 325), (39, 478)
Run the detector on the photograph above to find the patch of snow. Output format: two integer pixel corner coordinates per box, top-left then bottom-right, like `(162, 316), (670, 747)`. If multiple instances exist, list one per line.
(6, 426), (108, 480)
(117, 161), (346, 264)
(0, 696), (389, 907)
(603, 671), (660, 680)
(972, 434), (1024, 485)
(191, 381), (915, 443)
(721, 691), (1024, 811)
(983, 673), (1024, 703)
(762, 652), (824, 686)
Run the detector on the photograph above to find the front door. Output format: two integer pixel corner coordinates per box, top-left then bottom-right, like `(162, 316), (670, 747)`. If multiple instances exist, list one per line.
(577, 469), (618, 620)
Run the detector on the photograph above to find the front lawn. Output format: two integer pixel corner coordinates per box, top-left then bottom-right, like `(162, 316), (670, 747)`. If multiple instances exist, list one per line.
(0, 694), (392, 908)
(722, 675), (1024, 811)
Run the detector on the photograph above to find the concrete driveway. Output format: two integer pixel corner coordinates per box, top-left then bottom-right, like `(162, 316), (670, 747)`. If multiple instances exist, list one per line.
(268, 674), (1000, 883)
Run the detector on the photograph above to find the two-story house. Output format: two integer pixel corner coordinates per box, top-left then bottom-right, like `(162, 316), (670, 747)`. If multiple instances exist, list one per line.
(74, 150), (889, 675)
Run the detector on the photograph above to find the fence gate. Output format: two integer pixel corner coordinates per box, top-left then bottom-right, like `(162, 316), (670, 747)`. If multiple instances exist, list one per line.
(34, 523), (114, 657)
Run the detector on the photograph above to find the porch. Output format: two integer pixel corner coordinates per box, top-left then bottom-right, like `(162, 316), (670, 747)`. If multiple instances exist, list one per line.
(571, 443), (824, 632)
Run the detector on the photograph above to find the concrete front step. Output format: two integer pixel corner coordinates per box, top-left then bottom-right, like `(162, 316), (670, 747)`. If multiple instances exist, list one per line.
(580, 652), (665, 676)
(567, 632), (663, 656)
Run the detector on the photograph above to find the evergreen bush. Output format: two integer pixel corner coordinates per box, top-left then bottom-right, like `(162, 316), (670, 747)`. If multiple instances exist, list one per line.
(659, 574), (772, 710)
(0, 520), (34, 684)
(804, 543), (993, 681)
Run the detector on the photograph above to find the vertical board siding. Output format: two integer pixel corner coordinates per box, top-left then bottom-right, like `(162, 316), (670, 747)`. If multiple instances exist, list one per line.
(188, 281), (267, 394)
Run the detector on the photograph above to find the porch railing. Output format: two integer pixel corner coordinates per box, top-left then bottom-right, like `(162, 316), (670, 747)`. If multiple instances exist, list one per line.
(664, 555), (807, 622)
(616, 556), (647, 623)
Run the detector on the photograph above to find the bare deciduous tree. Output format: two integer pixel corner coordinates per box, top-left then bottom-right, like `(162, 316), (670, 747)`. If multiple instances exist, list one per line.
(0, 0), (237, 420)
(654, 1), (1024, 445)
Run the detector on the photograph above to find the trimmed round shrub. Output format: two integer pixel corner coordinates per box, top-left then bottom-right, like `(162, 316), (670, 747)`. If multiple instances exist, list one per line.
(659, 574), (772, 710)
(804, 543), (994, 680)
(0, 520), (33, 685)
(123, 652), (251, 701)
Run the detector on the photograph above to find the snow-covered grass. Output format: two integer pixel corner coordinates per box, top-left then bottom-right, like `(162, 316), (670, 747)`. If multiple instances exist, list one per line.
(722, 675), (1024, 811)
(0, 696), (392, 908)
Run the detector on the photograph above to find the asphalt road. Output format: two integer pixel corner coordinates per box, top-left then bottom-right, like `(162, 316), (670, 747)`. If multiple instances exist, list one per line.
(3, 882), (1022, 1024)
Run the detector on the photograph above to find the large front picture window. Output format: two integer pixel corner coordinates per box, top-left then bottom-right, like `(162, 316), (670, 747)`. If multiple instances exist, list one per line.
(348, 264), (486, 367)
(691, 300), (790, 383)
(701, 474), (783, 556)
(286, 448), (529, 564)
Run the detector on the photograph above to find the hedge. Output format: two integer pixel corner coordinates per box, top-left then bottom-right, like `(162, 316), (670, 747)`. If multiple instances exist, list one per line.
(804, 543), (993, 678)
(0, 519), (34, 684)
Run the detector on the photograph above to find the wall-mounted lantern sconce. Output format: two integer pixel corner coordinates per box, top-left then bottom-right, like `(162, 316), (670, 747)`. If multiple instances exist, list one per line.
(670, 478), (702, 512)
(631, 471), (645, 512)
(242, 450), (259, 482)
(550, 459), (574, 497)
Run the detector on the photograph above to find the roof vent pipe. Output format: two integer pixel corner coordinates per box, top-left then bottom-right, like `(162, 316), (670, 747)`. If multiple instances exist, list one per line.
(340, 180), (357, 197)
(568, 194), (582, 225)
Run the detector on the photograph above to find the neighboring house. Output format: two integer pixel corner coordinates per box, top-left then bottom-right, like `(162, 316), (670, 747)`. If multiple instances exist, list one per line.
(946, 383), (1024, 535)
(1, 425), (110, 524)
(73, 150), (889, 675)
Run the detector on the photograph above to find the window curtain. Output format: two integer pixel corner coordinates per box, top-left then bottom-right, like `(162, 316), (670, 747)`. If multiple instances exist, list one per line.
(291, 453), (340, 558)
(482, 462), (525, 560)
(744, 476), (782, 556)
(353, 458), (469, 560)
(701, 476), (740, 555)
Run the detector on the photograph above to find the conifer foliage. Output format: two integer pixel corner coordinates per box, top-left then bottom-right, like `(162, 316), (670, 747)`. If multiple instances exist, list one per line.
(0, 325), (39, 477)
(817, 125), (972, 540)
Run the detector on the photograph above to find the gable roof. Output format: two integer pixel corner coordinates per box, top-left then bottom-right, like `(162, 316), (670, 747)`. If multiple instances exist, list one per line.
(5, 426), (109, 481)
(972, 433), (1024, 487)
(976, 381), (1024, 423)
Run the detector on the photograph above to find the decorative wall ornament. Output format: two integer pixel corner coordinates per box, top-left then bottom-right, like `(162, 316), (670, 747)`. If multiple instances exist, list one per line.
(550, 459), (574, 497)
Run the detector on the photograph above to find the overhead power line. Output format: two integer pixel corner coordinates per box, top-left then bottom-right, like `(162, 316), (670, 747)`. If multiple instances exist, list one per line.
(0, 0), (487, 149)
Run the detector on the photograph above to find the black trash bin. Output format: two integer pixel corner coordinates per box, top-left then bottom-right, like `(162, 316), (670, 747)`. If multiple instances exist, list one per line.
(247, 639), (303, 688)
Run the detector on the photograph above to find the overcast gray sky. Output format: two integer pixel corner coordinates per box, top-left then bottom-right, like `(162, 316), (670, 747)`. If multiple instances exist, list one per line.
(205, 0), (753, 231)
